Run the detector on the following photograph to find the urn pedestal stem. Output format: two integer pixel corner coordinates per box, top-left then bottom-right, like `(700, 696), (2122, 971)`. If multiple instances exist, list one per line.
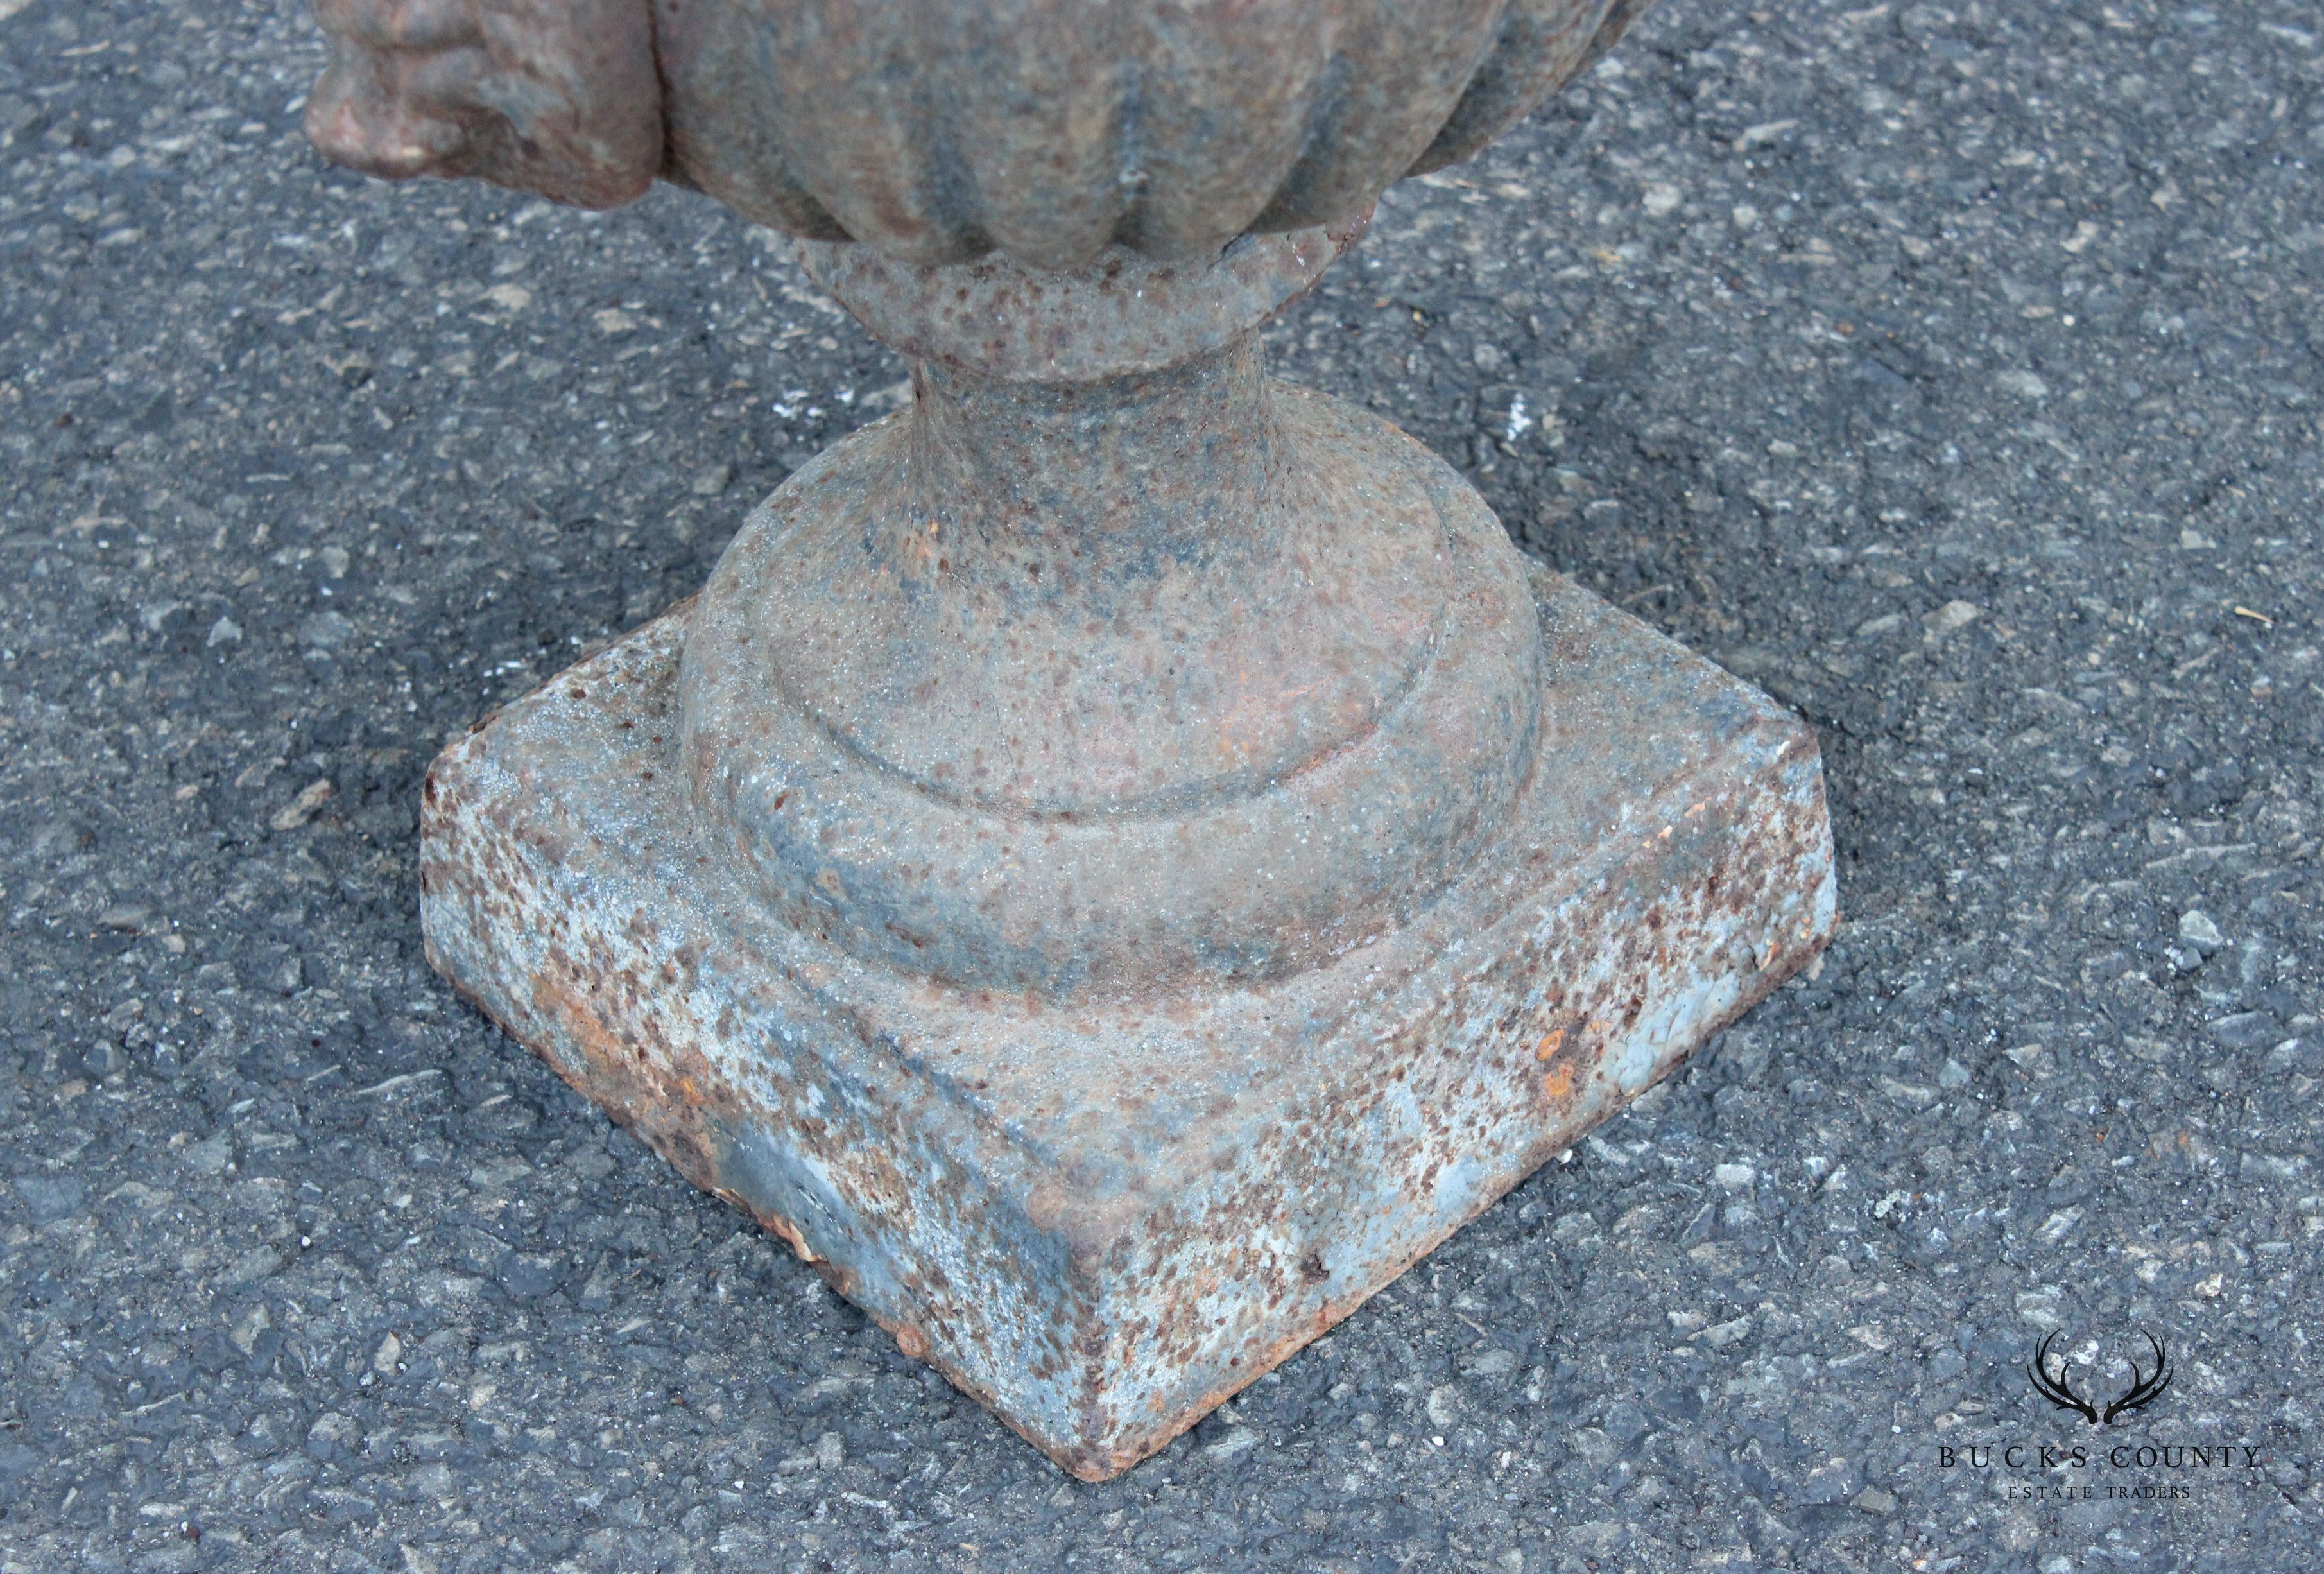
(318, 0), (1838, 1480)
(418, 209), (1835, 1482)
(678, 230), (1546, 999)
(905, 335), (1276, 557)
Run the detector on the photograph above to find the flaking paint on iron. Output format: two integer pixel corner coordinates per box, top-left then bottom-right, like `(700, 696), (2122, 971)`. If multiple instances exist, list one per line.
(418, 565), (1834, 1477)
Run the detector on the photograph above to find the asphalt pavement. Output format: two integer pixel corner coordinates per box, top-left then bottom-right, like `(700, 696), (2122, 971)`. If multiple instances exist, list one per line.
(3, 0), (2321, 1570)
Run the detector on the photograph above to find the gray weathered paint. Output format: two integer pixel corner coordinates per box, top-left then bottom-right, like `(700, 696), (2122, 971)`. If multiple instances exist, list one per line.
(422, 562), (1835, 1479)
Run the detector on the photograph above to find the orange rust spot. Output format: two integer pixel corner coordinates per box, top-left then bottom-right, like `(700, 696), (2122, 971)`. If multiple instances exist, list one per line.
(722, 1190), (822, 1263)
(1533, 1028), (1565, 1061)
(1540, 1060), (1577, 1101)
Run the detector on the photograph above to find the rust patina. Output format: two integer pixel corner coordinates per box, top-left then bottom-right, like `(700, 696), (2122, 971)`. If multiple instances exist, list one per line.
(311, 0), (1841, 1476)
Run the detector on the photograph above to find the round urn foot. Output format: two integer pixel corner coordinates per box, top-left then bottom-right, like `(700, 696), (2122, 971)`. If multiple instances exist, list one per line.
(680, 229), (1543, 999)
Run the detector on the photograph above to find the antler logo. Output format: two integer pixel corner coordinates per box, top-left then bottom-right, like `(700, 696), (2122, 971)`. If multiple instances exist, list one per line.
(2026, 1330), (2173, 1426)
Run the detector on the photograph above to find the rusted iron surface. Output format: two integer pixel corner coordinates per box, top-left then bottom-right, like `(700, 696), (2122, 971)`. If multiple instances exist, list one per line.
(795, 220), (1366, 383)
(306, 0), (1652, 268)
(423, 560), (1836, 1479)
(684, 230), (1543, 999)
(304, 0), (1842, 1484)
(306, 0), (663, 210)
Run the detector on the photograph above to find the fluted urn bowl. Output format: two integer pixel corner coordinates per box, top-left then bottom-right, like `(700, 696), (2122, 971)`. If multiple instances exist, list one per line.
(662, 0), (1652, 267)
(311, 0), (1651, 264)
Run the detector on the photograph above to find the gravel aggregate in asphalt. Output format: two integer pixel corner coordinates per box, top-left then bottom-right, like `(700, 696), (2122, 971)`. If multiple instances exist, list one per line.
(3, 0), (2323, 1570)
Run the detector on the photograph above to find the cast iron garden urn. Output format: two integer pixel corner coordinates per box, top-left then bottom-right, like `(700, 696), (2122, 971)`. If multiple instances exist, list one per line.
(307, 0), (1836, 1478)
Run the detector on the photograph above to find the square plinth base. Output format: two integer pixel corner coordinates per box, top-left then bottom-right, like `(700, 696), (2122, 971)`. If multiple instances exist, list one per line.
(420, 564), (1836, 1480)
